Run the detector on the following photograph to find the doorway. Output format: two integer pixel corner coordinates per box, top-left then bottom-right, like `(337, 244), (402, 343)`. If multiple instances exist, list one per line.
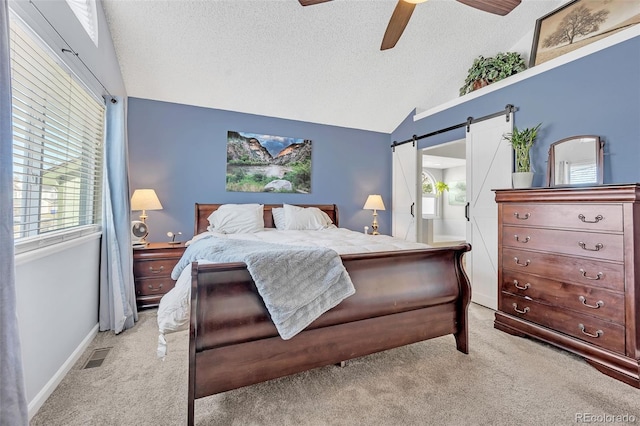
(414, 113), (513, 310)
(419, 139), (466, 247)
(392, 110), (514, 310)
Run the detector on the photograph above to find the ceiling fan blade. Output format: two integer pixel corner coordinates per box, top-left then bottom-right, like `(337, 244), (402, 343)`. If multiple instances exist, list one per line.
(456, 0), (521, 16)
(381, 0), (416, 51)
(298, 0), (333, 6)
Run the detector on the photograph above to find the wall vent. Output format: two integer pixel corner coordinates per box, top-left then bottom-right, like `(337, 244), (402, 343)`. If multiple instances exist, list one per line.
(82, 347), (112, 369)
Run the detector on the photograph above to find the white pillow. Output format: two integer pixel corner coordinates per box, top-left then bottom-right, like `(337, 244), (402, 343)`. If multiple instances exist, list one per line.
(272, 207), (286, 229)
(207, 204), (264, 233)
(282, 204), (333, 230)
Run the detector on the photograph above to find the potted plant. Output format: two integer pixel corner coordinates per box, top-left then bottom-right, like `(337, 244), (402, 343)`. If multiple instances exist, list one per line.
(434, 181), (449, 196)
(503, 123), (542, 188)
(421, 178), (448, 196)
(459, 52), (527, 96)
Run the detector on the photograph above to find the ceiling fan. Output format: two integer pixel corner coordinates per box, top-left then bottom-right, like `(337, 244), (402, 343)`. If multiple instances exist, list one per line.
(298, 0), (522, 50)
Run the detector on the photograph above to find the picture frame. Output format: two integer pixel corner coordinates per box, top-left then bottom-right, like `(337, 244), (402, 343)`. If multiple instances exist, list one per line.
(530, 0), (640, 67)
(226, 131), (312, 193)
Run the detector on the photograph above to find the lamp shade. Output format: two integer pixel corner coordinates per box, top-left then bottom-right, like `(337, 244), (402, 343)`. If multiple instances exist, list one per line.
(363, 194), (386, 211)
(131, 189), (163, 211)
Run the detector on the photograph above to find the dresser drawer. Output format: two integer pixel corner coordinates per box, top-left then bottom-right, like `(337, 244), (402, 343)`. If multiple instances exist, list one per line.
(133, 243), (185, 310)
(502, 247), (624, 292)
(502, 203), (623, 232)
(133, 258), (177, 278)
(500, 293), (625, 354)
(135, 276), (177, 296)
(502, 225), (623, 262)
(501, 270), (625, 324)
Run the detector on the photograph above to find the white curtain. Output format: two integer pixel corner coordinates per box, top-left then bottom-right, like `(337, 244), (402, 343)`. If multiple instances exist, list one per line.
(99, 96), (137, 333)
(0, 2), (29, 424)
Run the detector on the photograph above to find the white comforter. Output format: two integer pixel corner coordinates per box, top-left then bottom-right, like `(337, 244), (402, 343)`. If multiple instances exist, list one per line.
(187, 227), (431, 254)
(156, 228), (431, 357)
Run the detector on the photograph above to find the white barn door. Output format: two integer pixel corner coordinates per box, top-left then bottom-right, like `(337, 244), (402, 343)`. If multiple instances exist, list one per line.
(392, 142), (417, 242)
(466, 114), (513, 310)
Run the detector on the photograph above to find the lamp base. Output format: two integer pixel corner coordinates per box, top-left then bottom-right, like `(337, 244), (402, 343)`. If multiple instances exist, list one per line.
(371, 210), (380, 235)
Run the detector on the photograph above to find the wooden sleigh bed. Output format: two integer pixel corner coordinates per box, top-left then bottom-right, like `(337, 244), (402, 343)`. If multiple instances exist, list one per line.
(186, 203), (471, 425)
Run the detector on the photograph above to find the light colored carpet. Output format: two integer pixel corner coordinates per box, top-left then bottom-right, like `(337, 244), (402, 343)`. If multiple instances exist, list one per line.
(31, 303), (640, 425)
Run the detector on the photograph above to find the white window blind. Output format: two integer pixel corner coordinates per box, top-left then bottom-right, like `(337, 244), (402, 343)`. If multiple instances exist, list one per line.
(569, 161), (597, 185)
(65, 0), (99, 47)
(10, 19), (105, 253)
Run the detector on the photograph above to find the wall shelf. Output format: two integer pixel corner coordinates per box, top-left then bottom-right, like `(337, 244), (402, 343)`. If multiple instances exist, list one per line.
(414, 25), (640, 122)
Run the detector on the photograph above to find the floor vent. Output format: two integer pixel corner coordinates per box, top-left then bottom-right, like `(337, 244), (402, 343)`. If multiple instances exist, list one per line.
(83, 347), (112, 369)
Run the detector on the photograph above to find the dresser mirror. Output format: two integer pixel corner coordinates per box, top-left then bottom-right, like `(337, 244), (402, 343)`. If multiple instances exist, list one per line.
(546, 135), (604, 187)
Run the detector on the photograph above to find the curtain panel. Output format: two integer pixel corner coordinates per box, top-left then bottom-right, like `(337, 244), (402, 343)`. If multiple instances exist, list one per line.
(0, 2), (29, 424)
(99, 96), (137, 333)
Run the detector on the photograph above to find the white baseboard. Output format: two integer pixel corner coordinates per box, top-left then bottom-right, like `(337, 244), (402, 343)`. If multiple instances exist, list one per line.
(28, 323), (99, 419)
(471, 293), (497, 311)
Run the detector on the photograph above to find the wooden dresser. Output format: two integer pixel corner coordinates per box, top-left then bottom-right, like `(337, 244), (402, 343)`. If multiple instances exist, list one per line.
(494, 184), (640, 387)
(133, 242), (186, 309)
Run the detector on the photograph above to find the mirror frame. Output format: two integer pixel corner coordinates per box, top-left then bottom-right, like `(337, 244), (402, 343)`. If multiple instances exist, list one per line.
(546, 135), (604, 187)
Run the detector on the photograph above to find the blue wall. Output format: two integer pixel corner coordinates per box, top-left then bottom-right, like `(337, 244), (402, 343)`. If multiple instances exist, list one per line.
(128, 36), (639, 242)
(392, 36), (640, 188)
(127, 98), (391, 240)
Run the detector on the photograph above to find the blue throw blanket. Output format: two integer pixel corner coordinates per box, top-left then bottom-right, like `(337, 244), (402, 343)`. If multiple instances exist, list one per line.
(171, 235), (355, 340)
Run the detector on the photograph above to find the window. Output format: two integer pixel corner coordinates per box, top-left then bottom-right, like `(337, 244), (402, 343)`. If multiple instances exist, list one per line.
(65, 0), (99, 47)
(10, 18), (105, 253)
(568, 161), (597, 185)
(421, 171), (438, 218)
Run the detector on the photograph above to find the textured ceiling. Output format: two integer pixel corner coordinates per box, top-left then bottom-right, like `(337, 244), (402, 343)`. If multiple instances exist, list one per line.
(101, 0), (564, 133)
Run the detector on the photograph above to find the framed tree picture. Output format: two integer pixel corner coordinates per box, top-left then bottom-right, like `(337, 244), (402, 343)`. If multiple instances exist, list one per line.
(530, 0), (640, 67)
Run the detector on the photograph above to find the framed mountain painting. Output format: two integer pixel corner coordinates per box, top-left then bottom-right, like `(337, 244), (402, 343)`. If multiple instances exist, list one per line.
(226, 131), (312, 193)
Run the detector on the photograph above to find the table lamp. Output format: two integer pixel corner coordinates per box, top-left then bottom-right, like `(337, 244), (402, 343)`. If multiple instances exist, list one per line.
(363, 194), (386, 235)
(131, 189), (163, 223)
(130, 189), (163, 246)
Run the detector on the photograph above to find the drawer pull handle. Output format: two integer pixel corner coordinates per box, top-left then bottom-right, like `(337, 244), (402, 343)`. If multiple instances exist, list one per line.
(513, 257), (530, 267)
(578, 241), (603, 251)
(579, 269), (603, 281)
(149, 265), (164, 274)
(578, 296), (604, 309)
(512, 303), (530, 314)
(578, 324), (603, 338)
(514, 235), (530, 243)
(513, 212), (530, 220)
(513, 280), (530, 290)
(148, 283), (164, 290)
(578, 214), (603, 224)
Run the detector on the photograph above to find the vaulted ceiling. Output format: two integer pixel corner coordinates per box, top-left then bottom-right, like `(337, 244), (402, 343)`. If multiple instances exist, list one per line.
(101, 0), (565, 133)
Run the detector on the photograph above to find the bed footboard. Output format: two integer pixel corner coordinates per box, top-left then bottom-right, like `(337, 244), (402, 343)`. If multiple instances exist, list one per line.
(188, 244), (471, 425)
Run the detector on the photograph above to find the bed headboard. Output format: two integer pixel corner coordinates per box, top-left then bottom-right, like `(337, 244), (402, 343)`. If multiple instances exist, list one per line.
(194, 203), (339, 235)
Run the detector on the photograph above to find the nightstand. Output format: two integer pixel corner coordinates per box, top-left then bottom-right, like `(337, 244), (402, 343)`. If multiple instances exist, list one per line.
(133, 242), (186, 309)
